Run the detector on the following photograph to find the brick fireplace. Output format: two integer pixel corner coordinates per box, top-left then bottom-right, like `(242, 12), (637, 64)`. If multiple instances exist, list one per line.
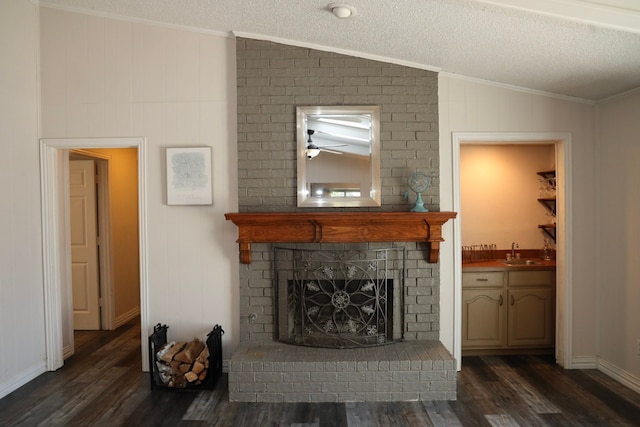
(225, 213), (456, 401)
(229, 39), (456, 402)
(226, 237), (456, 401)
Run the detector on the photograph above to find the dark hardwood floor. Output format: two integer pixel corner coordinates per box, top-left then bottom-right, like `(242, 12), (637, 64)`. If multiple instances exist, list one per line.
(1, 320), (639, 426)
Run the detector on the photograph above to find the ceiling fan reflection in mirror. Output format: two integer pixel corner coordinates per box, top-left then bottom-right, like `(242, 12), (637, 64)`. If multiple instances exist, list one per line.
(305, 129), (347, 159)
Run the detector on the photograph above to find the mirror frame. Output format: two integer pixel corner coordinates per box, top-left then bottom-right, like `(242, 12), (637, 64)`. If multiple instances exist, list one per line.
(296, 105), (381, 208)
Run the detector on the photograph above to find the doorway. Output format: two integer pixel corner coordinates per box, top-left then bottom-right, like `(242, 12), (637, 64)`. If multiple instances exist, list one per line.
(67, 149), (140, 341)
(451, 132), (572, 369)
(40, 137), (150, 372)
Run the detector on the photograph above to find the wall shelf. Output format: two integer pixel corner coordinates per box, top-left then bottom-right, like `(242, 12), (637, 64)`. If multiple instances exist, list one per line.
(536, 170), (556, 180)
(537, 170), (556, 243)
(537, 197), (556, 215)
(225, 211), (457, 264)
(538, 224), (556, 242)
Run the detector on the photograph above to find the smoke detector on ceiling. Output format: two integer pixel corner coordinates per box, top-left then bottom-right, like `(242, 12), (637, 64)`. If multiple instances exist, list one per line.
(328, 3), (356, 19)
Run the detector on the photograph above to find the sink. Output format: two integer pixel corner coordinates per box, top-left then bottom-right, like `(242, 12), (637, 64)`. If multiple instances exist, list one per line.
(503, 259), (541, 266)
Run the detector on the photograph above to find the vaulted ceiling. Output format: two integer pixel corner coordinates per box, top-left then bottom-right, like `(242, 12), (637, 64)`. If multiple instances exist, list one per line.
(41, 0), (640, 101)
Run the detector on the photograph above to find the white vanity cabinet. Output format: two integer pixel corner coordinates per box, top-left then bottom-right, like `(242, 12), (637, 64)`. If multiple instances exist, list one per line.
(462, 267), (555, 353)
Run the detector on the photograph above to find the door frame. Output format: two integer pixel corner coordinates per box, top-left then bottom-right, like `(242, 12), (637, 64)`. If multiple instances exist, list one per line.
(40, 137), (149, 371)
(451, 132), (573, 368)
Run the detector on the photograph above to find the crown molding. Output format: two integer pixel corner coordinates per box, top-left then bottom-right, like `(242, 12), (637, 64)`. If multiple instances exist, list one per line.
(37, 1), (233, 38)
(439, 72), (596, 105)
(232, 31), (441, 74)
(474, 0), (640, 34)
(596, 85), (640, 104)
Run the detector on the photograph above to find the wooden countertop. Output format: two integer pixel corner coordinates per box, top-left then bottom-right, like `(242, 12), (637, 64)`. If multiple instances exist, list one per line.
(462, 259), (556, 272)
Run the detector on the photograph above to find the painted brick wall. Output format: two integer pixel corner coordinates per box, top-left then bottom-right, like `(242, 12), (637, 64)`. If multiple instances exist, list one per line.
(236, 38), (440, 343)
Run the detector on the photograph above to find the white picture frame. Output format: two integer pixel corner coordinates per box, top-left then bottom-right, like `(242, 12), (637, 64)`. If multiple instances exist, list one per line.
(166, 146), (213, 205)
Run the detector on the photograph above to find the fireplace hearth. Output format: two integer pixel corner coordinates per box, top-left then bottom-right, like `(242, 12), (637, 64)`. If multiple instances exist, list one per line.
(228, 340), (456, 402)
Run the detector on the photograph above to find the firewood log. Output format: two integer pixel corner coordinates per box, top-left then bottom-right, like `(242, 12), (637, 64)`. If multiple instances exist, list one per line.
(191, 360), (205, 375)
(184, 371), (198, 383)
(195, 346), (209, 363)
(174, 339), (205, 364)
(178, 363), (191, 374)
(198, 370), (207, 381)
(155, 341), (175, 361)
(159, 341), (186, 363)
(169, 360), (182, 373)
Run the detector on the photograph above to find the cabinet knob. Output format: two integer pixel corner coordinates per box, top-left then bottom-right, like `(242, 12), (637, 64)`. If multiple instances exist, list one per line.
(499, 295), (503, 306)
(510, 295), (515, 306)
(476, 278), (489, 282)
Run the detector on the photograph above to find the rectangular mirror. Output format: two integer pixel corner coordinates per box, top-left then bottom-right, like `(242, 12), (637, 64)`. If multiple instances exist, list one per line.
(297, 105), (381, 207)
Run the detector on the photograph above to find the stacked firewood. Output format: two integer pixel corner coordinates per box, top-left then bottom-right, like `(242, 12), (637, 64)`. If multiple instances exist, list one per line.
(155, 338), (209, 388)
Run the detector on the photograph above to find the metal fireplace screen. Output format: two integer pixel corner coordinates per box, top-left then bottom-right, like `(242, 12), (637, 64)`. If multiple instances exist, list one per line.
(274, 247), (405, 348)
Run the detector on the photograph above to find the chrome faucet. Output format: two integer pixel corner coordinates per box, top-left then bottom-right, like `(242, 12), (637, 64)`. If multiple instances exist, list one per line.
(511, 242), (519, 259)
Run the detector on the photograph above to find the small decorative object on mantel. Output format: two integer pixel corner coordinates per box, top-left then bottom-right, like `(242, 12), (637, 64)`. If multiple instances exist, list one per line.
(407, 171), (430, 212)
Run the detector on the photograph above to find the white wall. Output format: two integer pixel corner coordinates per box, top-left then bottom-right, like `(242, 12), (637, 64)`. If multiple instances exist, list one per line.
(0, 1), (46, 398)
(460, 144), (555, 250)
(39, 7), (239, 365)
(597, 89), (640, 380)
(438, 75), (598, 363)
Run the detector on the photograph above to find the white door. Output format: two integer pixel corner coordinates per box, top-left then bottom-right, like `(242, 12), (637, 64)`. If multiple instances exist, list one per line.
(70, 160), (101, 330)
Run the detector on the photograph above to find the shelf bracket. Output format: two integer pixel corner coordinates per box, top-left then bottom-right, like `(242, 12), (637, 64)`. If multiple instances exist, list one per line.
(538, 225), (556, 243)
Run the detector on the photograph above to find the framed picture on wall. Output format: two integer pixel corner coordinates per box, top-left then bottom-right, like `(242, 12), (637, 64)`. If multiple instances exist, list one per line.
(166, 146), (213, 205)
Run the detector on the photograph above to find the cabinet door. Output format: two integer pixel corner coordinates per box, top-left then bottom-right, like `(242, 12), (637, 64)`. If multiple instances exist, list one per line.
(507, 288), (554, 347)
(462, 289), (506, 348)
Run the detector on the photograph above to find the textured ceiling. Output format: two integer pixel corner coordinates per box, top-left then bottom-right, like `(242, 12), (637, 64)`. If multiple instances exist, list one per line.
(40, 0), (640, 101)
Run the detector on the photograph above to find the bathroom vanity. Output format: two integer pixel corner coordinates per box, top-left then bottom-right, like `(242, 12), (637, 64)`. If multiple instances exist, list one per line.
(462, 259), (556, 355)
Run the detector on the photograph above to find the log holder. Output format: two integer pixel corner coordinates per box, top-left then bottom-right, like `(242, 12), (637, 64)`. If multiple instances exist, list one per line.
(148, 323), (224, 390)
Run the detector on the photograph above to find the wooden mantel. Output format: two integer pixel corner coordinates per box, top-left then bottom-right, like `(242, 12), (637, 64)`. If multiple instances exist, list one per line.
(224, 212), (457, 264)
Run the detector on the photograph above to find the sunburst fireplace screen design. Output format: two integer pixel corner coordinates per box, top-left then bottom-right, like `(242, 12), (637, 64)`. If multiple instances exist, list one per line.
(274, 247), (405, 349)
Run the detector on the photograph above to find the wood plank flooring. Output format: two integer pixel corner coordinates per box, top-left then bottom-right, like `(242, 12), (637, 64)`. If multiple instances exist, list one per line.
(1, 320), (639, 426)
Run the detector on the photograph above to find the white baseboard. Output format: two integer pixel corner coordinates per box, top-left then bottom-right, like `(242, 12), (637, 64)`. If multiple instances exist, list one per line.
(0, 362), (46, 400)
(63, 344), (74, 360)
(597, 357), (640, 394)
(571, 355), (597, 369)
(114, 306), (140, 329)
